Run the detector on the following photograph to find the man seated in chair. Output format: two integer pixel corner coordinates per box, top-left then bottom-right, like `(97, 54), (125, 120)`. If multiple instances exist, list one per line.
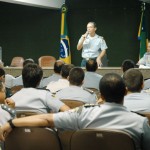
(0, 59), (15, 89)
(1, 73), (150, 150)
(13, 58), (34, 86)
(82, 59), (103, 90)
(123, 68), (150, 112)
(0, 81), (15, 125)
(0, 68), (12, 98)
(55, 67), (97, 104)
(137, 41), (150, 68)
(39, 60), (65, 88)
(6, 63), (70, 114)
(46, 64), (74, 93)
(121, 59), (135, 74)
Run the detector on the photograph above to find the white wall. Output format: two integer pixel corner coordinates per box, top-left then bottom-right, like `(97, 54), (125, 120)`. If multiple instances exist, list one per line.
(0, 0), (65, 9)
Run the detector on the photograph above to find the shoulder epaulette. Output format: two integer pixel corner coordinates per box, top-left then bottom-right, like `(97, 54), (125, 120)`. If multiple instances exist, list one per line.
(84, 103), (100, 108)
(36, 88), (50, 92)
(131, 111), (146, 117)
(83, 88), (94, 94)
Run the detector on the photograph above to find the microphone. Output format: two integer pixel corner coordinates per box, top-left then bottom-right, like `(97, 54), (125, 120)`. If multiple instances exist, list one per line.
(85, 31), (89, 38)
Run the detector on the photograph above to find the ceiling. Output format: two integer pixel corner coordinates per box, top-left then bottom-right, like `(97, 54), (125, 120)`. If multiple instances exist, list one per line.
(0, 0), (65, 9)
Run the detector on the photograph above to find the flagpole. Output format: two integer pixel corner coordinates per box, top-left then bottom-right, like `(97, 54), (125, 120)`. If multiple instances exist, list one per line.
(59, 2), (71, 64)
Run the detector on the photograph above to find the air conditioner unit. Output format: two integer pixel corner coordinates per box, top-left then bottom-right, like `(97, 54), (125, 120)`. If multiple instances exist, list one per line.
(139, 0), (150, 3)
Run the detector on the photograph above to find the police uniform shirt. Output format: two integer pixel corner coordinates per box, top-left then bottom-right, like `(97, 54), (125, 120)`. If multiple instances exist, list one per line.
(46, 79), (69, 94)
(55, 85), (97, 104)
(124, 92), (150, 112)
(78, 34), (108, 59)
(5, 74), (15, 88)
(53, 102), (150, 150)
(143, 79), (150, 90)
(13, 75), (23, 86)
(11, 88), (64, 113)
(82, 72), (103, 90)
(39, 74), (62, 88)
(0, 107), (11, 126)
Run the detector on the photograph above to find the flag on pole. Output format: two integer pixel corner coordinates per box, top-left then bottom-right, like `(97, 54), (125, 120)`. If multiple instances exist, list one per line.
(138, 3), (148, 58)
(59, 4), (71, 64)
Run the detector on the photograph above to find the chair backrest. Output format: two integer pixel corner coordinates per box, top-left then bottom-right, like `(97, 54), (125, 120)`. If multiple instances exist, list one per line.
(10, 57), (24, 67)
(4, 127), (61, 150)
(38, 56), (56, 67)
(61, 99), (85, 109)
(11, 85), (23, 95)
(58, 130), (75, 150)
(70, 129), (136, 150)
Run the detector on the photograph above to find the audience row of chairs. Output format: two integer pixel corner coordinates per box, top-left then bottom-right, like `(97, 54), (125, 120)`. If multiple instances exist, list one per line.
(3, 127), (136, 150)
(10, 56), (56, 67)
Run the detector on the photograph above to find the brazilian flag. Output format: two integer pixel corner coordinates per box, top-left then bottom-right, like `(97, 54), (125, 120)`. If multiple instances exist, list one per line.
(60, 4), (71, 64)
(138, 3), (148, 58)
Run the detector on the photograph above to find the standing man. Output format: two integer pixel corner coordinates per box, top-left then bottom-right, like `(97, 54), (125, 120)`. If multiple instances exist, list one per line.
(77, 22), (108, 67)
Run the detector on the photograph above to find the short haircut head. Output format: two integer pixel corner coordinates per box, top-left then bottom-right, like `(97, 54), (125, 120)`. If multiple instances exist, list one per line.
(86, 59), (98, 72)
(122, 59), (135, 72)
(61, 64), (74, 79)
(88, 22), (97, 28)
(100, 73), (126, 103)
(23, 58), (34, 67)
(54, 60), (65, 74)
(22, 63), (43, 88)
(69, 67), (84, 86)
(0, 68), (5, 77)
(123, 68), (143, 92)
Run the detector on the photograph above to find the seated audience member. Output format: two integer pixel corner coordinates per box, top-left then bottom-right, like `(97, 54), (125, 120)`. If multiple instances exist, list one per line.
(13, 58), (34, 86)
(55, 67), (97, 103)
(46, 64), (74, 93)
(0, 68), (12, 98)
(6, 63), (70, 114)
(123, 68), (150, 112)
(121, 59), (135, 73)
(0, 59), (15, 88)
(39, 60), (65, 88)
(0, 107), (12, 126)
(1, 73), (150, 150)
(82, 59), (102, 90)
(0, 81), (13, 125)
(138, 41), (150, 67)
